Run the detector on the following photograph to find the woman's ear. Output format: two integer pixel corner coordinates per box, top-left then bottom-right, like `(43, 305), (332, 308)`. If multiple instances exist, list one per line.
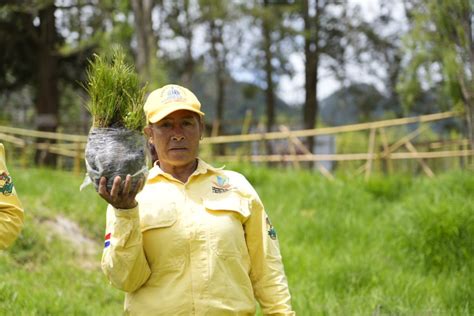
(144, 126), (153, 143)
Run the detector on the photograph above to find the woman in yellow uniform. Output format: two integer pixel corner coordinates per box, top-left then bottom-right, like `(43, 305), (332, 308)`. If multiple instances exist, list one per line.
(98, 84), (295, 315)
(0, 143), (24, 250)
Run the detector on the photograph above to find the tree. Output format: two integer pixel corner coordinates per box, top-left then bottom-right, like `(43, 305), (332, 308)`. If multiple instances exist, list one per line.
(299, 0), (347, 154)
(398, 0), (474, 150)
(165, 0), (202, 87)
(347, 1), (405, 118)
(0, 1), (134, 165)
(244, 1), (294, 155)
(0, 1), (93, 164)
(302, 0), (320, 154)
(131, 0), (167, 88)
(200, 0), (237, 154)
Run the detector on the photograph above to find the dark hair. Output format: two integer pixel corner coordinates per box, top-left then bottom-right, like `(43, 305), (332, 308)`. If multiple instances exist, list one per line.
(148, 142), (158, 164)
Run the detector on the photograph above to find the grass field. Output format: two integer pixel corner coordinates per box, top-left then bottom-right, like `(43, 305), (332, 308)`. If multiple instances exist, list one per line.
(1, 164), (473, 315)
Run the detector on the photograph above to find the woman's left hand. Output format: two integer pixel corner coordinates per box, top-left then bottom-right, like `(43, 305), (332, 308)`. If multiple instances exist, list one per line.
(98, 174), (143, 210)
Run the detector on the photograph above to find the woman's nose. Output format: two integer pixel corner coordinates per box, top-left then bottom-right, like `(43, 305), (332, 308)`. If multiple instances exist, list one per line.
(171, 135), (185, 141)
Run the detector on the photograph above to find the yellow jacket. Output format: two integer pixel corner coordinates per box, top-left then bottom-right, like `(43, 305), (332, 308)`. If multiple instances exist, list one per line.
(102, 159), (294, 315)
(0, 143), (24, 250)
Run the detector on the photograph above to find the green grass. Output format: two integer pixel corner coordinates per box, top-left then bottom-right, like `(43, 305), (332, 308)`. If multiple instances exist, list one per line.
(0, 168), (123, 315)
(1, 165), (473, 315)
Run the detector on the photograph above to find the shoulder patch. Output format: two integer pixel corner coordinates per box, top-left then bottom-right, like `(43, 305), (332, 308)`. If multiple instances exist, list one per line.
(266, 216), (277, 240)
(0, 171), (14, 196)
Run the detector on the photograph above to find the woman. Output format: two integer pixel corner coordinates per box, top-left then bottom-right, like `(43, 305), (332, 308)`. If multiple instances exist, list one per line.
(0, 143), (24, 250)
(99, 84), (295, 315)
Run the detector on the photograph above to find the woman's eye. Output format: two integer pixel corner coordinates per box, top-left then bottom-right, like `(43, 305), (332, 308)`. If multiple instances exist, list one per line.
(160, 122), (172, 129)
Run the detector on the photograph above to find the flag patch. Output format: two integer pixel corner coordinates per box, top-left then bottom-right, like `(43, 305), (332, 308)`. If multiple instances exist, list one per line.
(104, 232), (111, 248)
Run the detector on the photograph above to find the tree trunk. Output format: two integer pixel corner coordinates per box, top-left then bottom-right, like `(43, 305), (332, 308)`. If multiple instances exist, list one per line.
(35, 4), (59, 166)
(210, 20), (227, 155)
(131, 0), (157, 84)
(467, 5), (474, 156)
(181, 1), (194, 87)
(467, 105), (474, 153)
(263, 0), (275, 156)
(460, 4), (474, 157)
(303, 0), (320, 163)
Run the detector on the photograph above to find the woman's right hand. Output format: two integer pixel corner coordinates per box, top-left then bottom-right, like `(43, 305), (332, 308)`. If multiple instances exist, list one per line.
(98, 174), (144, 210)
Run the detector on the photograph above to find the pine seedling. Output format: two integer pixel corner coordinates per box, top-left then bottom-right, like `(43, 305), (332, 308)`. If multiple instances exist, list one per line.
(84, 49), (146, 131)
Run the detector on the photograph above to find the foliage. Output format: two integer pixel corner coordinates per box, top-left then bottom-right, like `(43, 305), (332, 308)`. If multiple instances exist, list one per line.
(84, 48), (146, 131)
(397, 0), (473, 122)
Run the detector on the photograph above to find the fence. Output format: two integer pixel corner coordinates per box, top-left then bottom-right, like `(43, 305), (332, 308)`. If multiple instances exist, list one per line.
(0, 111), (472, 179)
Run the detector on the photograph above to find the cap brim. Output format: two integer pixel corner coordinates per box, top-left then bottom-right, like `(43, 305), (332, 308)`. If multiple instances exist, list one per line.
(147, 103), (205, 123)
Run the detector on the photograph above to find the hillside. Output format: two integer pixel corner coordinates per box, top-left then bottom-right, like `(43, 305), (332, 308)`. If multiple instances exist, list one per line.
(1, 165), (473, 315)
(189, 72), (300, 133)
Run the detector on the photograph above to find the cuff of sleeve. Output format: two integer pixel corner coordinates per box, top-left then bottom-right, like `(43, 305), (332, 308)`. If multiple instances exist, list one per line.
(113, 206), (139, 219)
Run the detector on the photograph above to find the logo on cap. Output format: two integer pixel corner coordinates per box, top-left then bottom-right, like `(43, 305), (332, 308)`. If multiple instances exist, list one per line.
(165, 86), (183, 102)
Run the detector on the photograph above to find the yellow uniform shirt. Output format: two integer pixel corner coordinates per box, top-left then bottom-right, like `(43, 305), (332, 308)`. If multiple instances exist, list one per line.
(0, 143), (24, 250)
(102, 159), (294, 315)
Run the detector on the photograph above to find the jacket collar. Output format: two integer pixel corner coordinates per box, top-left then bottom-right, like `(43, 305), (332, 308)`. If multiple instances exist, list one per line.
(147, 158), (224, 181)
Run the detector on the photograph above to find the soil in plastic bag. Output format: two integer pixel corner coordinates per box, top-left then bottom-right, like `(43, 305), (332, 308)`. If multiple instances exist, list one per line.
(83, 127), (148, 192)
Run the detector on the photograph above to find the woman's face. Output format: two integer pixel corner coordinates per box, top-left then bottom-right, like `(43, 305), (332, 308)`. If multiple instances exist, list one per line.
(145, 110), (203, 169)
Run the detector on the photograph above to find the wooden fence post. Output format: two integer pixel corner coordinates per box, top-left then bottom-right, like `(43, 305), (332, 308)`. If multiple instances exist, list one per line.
(241, 109), (253, 158)
(74, 142), (82, 175)
(378, 128), (393, 175)
(405, 141), (434, 177)
(279, 125), (334, 180)
(278, 125), (300, 170)
(365, 127), (377, 180)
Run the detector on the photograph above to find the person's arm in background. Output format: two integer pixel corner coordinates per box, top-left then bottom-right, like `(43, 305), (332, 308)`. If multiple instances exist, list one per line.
(99, 175), (151, 292)
(243, 181), (295, 315)
(0, 144), (24, 250)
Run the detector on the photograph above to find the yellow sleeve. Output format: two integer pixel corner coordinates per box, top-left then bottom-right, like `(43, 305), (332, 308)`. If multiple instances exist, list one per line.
(101, 205), (151, 292)
(0, 144), (24, 250)
(244, 195), (295, 315)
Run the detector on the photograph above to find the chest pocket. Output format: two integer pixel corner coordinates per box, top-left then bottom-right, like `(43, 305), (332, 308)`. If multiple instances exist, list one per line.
(139, 202), (177, 232)
(203, 193), (251, 257)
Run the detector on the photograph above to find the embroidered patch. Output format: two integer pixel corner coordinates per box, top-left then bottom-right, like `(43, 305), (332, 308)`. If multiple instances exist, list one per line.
(104, 232), (111, 248)
(0, 171), (14, 196)
(211, 175), (235, 193)
(266, 216), (277, 240)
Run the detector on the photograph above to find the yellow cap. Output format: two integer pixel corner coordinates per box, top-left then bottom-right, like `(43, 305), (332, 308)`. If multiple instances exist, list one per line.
(143, 84), (205, 123)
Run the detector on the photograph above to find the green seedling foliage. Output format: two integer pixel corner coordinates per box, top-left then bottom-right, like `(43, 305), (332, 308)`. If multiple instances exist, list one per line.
(84, 48), (146, 131)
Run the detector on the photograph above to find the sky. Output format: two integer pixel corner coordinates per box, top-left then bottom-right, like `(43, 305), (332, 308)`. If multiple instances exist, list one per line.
(274, 0), (406, 106)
